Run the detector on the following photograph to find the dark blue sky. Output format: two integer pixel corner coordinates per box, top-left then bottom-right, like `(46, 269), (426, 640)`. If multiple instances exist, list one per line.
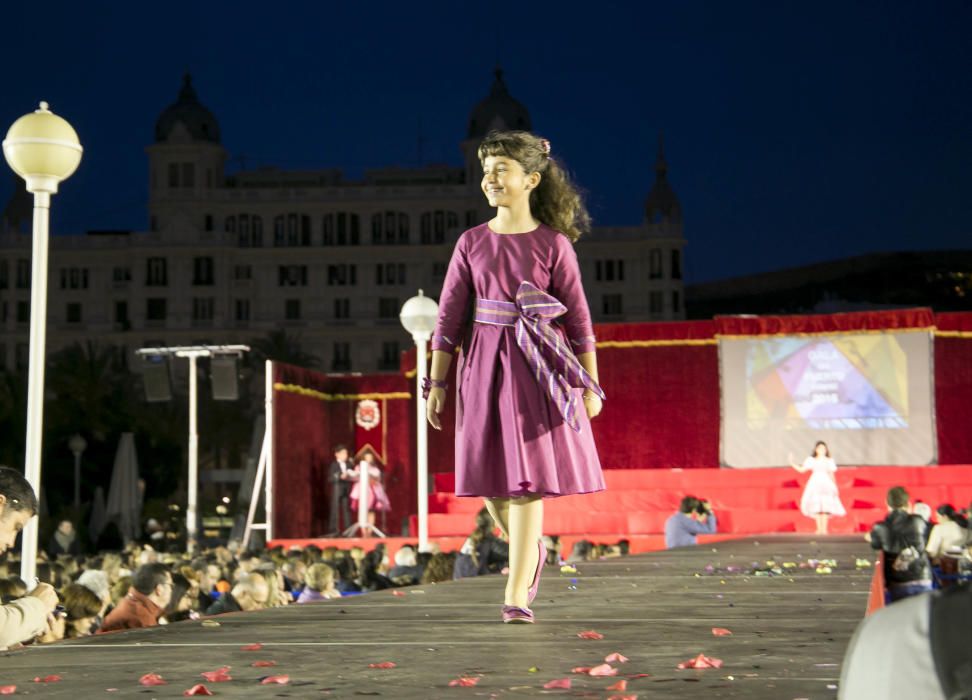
(1, 1), (969, 283)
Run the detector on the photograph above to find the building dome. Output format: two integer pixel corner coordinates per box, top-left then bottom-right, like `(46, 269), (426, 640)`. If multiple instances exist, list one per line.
(154, 74), (221, 143)
(645, 135), (682, 224)
(467, 68), (532, 140)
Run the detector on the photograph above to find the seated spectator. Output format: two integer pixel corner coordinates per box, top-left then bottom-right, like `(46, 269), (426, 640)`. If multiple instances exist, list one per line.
(839, 583), (972, 699)
(47, 519), (81, 558)
(927, 504), (969, 561)
(206, 573), (270, 615)
(867, 486), (933, 602)
(100, 563), (172, 632)
(0, 466), (59, 650)
(61, 583), (103, 638)
(567, 539), (594, 564)
(388, 546), (423, 585)
(665, 496), (718, 549)
(420, 552), (454, 584)
(454, 509), (509, 580)
(281, 555), (306, 596)
(297, 563), (340, 603)
(161, 573), (197, 623)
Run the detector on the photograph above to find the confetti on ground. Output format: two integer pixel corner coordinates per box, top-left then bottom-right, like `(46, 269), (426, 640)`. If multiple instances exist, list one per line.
(139, 673), (167, 686)
(33, 675), (62, 683)
(577, 630), (604, 640)
(391, 590), (406, 597)
(571, 667), (592, 674)
(560, 565), (578, 574)
(368, 662), (396, 669)
(251, 661), (277, 668)
(200, 667), (232, 682)
(0, 687), (15, 696)
(528, 666), (539, 673)
(448, 676), (480, 687)
(542, 678), (572, 689)
(260, 675), (290, 685)
(677, 654), (723, 670)
(605, 653), (629, 664)
(200, 620), (220, 628)
(712, 627), (733, 636)
(588, 664), (618, 677)
(606, 679), (628, 691)
(241, 643), (263, 651)
(183, 685), (213, 697)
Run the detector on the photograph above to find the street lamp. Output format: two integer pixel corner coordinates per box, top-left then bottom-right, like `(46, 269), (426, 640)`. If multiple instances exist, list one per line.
(400, 289), (439, 551)
(3, 102), (83, 584)
(68, 433), (87, 511)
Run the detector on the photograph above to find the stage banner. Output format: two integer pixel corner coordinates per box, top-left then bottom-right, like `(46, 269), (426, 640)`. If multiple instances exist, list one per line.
(718, 317), (937, 467)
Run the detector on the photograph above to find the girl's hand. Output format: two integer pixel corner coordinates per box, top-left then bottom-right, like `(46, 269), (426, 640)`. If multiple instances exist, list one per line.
(427, 387), (446, 430)
(583, 392), (602, 420)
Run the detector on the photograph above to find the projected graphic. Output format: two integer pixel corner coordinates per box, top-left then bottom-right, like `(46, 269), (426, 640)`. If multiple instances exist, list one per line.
(745, 336), (908, 430)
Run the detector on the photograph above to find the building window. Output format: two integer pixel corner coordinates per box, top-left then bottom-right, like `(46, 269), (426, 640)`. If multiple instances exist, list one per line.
(113, 266), (131, 285)
(252, 215), (263, 246)
(375, 263), (406, 285)
(371, 211), (409, 245)
(16, 301), (29, 324)
(181, 163), (195, 188)
(649, 249), (663, 279)
(168, 163), (179, 187)
(146, 257), (168, 286)
(378, 297), (399, 319)
(192, 298), (215, 323)
(146, 298), (167, 322)
(59, 268), (89, 290)
(193, 257), (215, 285)
(420, 210), (458, 244)
(595, 260), (624, 283)
(324, 212), (361, 246)
(233, 264), (252, 281)
(274, 213), (311, 246)
(334, 298), (350, 319)
(285, 299), (301, 321)
(65, 302), (82, 324)
(235, 299), (250, 322)
(671, 249), (682, 280)
(278, 265), (308, 287)
(0, 260), (8, 289)
(16, 259), (30, 289)
(15, 343), (28, 371)
(602, 294), (623, 316)
(672, 290), (681, 314)
(204, 214), (214, 232)
(432, 262), (447, 281)
(327, 264), (356, 286)
(649, 291), (664, 315)
(379, 341), (400, 370)
(332, 342), (351, 372)
(115, 301), (129, 330)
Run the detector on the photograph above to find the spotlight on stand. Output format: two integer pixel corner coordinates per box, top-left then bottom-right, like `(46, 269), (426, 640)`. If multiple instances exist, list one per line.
(141, 354), (172, 402)
(210, 354), (240, 401)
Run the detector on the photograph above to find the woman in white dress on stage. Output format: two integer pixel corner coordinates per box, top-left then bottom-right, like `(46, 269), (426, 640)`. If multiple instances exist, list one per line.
(790, 441), (846, 534)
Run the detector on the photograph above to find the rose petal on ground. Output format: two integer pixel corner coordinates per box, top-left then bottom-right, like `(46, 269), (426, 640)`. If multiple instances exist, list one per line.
(241, 643), (263, 651)
(712, 628), (733, 636)
(183, 685), (213, 697)
(605, 653), (629, 664)
(33, 675), (62, 683)
(627, 673), (652, 679)
(577, 630), (604, 640)
(251, 660), (277, 668)
(368, 662), (396, 669)
(448, 677), (480, 687)
(571, 667), (592, 674)
(606, 694), (638, 700)
(260, 675), (290, 685)
(0, 687), (15, 695)
(391, 590), (406, 597)
(139, 673), (167, 686)
(677, 653), (723, 669)
(542, 678), (572, 689)
(200, 667), (232, 682)
(588, 664), (618, 677)
(606, 679), (628, 691)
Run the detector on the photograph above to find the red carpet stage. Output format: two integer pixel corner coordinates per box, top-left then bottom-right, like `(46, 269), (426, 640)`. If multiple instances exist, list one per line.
(265, 308), (972, 542)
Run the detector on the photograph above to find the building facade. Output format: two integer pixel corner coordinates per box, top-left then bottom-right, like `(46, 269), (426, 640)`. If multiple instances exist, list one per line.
(0, 71), (686, 373)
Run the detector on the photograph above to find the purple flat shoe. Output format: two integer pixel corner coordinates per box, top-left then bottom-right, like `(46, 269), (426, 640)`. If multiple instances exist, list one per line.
(527, 539), (547, 605)
(502, 605), (535, 624)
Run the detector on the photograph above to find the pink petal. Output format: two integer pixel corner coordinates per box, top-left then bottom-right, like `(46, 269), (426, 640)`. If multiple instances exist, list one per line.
(183, 685), (214, 697)
(369, 662), (397, 669)
(542, 678), (572, 689)
(260, 675), (290, 685)
(607, 695), (638, 700)
(606, 679), (628, 691)
(588, 663), (618, 677)
(391, 590), (406, 597)
(677, 653), (723, 669)
(241, 643), (263, 651)
(251, 660), (277, 668)
(604, 653), (629, 664)
(448, 677), (480, 687)
(200, 667), (232, 682)
(33, 675), (62, 683)
(577, 630), (604, 640)
(571, 667), (592, 674)
(139, 673), (167, 686)
(712, 627), (733, 636)
(0, 687), (15, 696)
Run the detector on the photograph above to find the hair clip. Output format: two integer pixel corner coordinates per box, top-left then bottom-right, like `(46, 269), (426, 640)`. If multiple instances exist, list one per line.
(539, 139), (551, 155)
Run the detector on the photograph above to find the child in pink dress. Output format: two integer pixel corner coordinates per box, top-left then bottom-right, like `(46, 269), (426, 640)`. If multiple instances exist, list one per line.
(349, 449), (391, 535)
(426, 131), (605, 623)
(790, 441), (846, 534)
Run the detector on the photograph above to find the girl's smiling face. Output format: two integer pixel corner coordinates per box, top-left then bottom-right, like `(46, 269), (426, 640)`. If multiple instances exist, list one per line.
(481, 155), (539, 208)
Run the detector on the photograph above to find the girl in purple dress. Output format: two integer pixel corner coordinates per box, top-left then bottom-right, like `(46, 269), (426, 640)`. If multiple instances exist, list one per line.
(426, 130), (605, 623)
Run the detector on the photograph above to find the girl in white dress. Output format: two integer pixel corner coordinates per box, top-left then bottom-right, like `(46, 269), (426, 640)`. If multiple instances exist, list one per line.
(789, 441), (846, 534)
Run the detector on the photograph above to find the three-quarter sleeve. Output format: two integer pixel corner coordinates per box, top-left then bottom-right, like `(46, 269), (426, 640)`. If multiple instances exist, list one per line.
(550, 233), (596, 354)
(431, 233), (473, 354)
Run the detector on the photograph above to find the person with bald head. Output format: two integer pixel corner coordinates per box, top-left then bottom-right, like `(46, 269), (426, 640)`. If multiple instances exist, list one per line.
(205, 573), (270, 615)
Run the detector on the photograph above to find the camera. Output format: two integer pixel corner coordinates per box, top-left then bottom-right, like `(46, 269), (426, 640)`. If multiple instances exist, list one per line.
(695, 499), (710, 516)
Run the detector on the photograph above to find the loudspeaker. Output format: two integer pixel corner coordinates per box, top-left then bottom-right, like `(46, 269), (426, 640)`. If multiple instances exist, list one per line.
(141, 355), (172, 402)
(210, 355), (240, 401)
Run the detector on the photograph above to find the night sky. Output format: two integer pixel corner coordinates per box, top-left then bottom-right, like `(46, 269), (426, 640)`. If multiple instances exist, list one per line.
(1, 2), (969, 284)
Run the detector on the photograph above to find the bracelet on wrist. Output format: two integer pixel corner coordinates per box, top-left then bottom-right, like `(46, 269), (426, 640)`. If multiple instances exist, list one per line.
(421, 377), (448, 400)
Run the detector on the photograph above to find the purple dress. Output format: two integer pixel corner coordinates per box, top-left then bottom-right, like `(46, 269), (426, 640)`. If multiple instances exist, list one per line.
(431, 222), (605, 498)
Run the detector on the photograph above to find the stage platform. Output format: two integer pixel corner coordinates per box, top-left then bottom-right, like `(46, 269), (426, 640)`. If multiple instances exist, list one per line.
(1, 536), (874, 698)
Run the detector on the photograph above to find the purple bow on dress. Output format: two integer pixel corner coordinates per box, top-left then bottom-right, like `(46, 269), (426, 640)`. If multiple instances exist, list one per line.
(475, 281), (605, 432)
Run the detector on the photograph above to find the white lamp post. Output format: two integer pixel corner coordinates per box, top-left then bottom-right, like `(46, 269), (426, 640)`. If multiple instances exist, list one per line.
(68, 433), (87, 511)
(3, 102), (82, 585)
(400, 290), (439, 551)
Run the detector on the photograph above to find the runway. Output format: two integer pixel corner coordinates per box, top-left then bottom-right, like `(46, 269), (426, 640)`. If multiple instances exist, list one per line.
(1, 536), (873, 698)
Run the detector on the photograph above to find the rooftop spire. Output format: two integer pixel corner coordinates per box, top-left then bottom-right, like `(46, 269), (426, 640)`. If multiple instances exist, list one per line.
(655, 131), (668, 180)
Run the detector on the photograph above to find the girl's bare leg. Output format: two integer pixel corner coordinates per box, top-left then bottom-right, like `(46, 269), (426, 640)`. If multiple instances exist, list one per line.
(485, 497), (511, 539)
(505, 495), (543, 608)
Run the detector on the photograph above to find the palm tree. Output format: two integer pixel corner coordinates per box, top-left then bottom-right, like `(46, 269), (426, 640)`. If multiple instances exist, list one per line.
(248, 330), (321, 369)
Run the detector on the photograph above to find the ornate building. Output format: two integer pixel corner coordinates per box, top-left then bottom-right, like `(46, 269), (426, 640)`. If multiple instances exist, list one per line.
(0, 71), (686, 373)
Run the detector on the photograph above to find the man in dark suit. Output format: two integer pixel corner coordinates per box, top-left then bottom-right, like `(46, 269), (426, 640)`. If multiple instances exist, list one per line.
(328, 444), (354, 535)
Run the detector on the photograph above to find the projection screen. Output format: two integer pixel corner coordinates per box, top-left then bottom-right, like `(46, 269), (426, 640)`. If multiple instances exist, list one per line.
(719, 330), (936, 467)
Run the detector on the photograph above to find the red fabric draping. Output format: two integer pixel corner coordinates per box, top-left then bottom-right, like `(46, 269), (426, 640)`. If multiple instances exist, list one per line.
(715, 308), (935, 336)
(936, 312), (972, 333)
(934, 333), (972, 464)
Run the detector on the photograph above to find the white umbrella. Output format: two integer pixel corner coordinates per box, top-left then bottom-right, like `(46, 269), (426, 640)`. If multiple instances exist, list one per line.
(104, 433), (141, 544)
(88, 485), (107, 545)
